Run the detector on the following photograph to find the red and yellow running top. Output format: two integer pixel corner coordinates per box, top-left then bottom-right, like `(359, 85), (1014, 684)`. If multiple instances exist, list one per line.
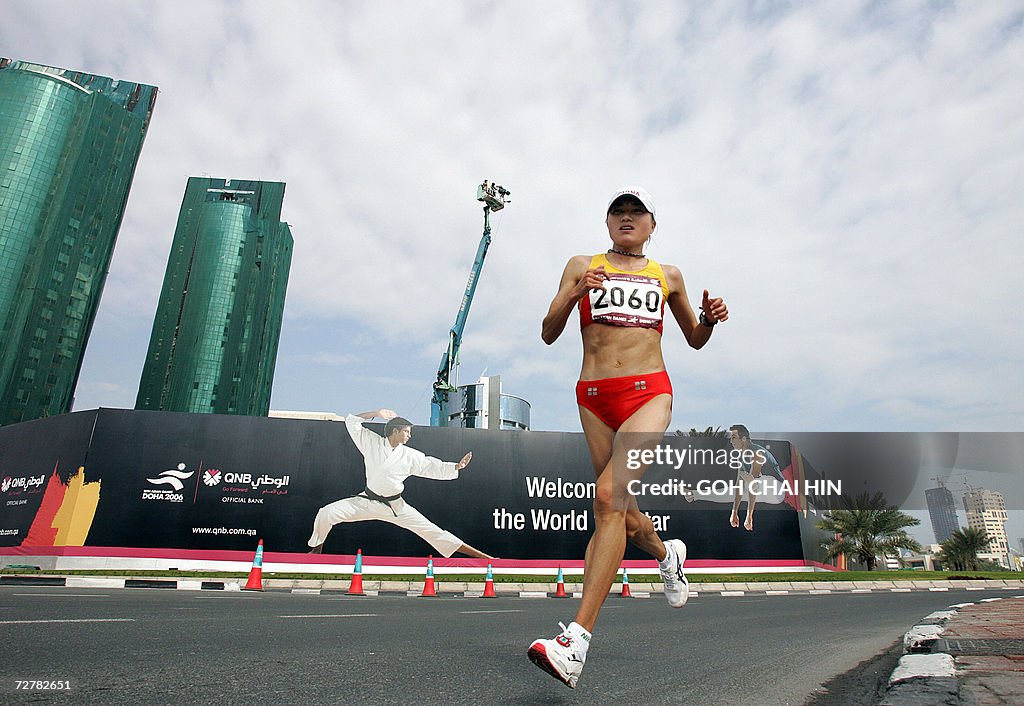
(578, 253), (671, 333)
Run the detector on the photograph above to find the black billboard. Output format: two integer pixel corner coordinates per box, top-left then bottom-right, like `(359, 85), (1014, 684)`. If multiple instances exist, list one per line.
(1, 409), (812, 561)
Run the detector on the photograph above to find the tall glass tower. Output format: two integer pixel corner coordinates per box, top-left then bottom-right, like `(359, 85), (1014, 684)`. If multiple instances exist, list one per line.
(136, 177), (292, 416)
(925, 485), (959, 544)
(0, 58), (157, 426)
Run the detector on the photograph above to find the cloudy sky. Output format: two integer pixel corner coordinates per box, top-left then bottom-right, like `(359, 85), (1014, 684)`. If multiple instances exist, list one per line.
(3, 2), (1022, 437)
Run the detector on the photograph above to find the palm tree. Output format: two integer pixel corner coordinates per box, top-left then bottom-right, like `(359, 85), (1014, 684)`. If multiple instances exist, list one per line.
(938, 527), (991, 571)
(685, 426), (727, 438)
(816, 492), (922, 571)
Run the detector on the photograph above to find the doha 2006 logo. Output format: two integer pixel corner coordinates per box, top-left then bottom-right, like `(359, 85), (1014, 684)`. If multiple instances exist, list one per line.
(139, 460), (290, 505)
(142, 463), (195, 503)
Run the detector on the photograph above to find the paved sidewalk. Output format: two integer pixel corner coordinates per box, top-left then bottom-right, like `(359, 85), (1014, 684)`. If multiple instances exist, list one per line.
(943, 597), (1024, 705)
(883, 596), (1024, 705)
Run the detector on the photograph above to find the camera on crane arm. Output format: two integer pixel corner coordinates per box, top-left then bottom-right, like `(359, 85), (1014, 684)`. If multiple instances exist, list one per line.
(477, 180), (511, 212)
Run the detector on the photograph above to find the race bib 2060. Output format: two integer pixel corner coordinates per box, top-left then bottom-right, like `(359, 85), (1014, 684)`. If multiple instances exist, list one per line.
(589, 274), (665, 328)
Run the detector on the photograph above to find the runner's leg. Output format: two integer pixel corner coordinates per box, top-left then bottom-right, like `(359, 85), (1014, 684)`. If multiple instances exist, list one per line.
(621, 393), (673, 559)
(574, 393), (671, 632)
(730, 481), (742, 527)
(744, 489), (757, 531)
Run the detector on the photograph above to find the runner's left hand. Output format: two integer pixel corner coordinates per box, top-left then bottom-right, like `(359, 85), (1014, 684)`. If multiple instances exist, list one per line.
(456, 452), (473, 470)
(701, 289), (729, 323)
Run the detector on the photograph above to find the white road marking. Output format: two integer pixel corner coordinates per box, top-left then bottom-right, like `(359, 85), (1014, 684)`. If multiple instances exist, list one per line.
(278, 613), (379, 619)
(13, 593), (111, 597)
(459, 609), (523, 614)
(1, 618), (135, 624)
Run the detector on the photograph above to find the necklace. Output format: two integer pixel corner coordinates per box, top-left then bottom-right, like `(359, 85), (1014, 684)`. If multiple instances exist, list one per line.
(607, 248), (645, 258)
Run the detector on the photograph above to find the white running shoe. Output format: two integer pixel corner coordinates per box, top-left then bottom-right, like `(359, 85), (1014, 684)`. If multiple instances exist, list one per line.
(660, 539), (689, 608)
(528, 622), (587, 689)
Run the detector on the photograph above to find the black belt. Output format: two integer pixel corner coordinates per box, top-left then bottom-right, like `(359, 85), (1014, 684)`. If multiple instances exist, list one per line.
(358, 488), (402, 516)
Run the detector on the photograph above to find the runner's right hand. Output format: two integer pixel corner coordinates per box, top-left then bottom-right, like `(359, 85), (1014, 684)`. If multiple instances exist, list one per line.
(574, 265), (608, 299)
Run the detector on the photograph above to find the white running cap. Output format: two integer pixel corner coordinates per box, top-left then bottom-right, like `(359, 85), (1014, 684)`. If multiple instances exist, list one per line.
(607, 187), (655, 217)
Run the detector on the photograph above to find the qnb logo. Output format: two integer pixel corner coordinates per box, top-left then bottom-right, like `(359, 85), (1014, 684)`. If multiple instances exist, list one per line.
(203, 469), (222, 487)
(146, 463), (195, 491)
(1, 475), (45, 493)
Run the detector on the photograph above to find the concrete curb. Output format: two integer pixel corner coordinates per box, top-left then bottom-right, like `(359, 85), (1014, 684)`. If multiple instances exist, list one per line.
(889, 653), (957, 683)
(3, 575), (1023, 597)
(904, 624), (944, 653)
(882, 653), (959, 706)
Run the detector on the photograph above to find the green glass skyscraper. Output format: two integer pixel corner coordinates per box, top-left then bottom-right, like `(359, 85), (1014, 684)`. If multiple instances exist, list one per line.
(136, 177), (292, 416)
(0, 58), (157, 426)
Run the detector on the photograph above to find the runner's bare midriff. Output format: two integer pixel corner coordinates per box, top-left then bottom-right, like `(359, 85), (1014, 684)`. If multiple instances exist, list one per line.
(580, 324), (666, 381)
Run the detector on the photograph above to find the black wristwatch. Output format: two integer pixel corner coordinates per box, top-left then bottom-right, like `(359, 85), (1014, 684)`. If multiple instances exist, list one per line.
(699, 310), (717, 327)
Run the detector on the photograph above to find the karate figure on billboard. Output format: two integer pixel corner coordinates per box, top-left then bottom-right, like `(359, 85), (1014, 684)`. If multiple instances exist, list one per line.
(728, 424), (786, 531)
(307, 408), (494, 559)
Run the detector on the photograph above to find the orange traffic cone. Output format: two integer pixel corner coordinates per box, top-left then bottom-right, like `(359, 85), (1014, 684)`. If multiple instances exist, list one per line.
(554, 565), (568, 598)
(482, 563), (496, 598)
(420, 555), (437, 597)
(243, 539), (264, 591)
(347, 548), (365, 596)
(620, 567), (632, 597)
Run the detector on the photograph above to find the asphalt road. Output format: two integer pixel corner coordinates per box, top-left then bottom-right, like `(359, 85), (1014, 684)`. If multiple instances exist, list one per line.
(0, 586), (1013, 705)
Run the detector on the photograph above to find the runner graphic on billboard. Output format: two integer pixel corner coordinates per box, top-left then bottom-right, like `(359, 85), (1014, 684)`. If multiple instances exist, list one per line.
(729, 424), (786, 531)
(307, 408), (494, 559)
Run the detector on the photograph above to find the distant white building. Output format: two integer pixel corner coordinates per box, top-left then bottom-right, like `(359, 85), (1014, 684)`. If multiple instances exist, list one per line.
(963, 487), (1010, 568)
(448, 375), (530, 430)
(269, 410), (345, 422)
(901, 544), (944, 571)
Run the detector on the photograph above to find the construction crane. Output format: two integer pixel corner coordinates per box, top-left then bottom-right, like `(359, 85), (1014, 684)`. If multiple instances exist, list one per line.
(430, 180), (511, 426)
(931, 473), (970, 491)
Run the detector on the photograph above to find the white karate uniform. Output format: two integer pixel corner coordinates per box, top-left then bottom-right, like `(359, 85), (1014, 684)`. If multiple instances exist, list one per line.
(307, 414), (465, 557)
